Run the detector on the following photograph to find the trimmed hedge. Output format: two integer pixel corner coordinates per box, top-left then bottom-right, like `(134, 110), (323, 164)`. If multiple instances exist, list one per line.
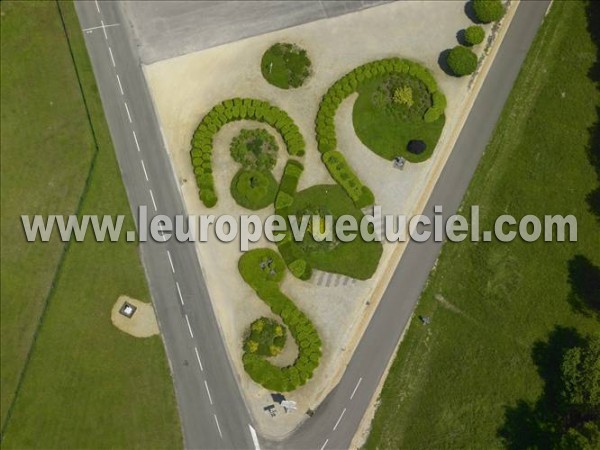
(447, 46), (478, 76)
(472, 0), (505, 24)
(244, 317), (287, 357)
(274, 160), (313, 280)
(190, 98), (306, 207)
(239, 249), (322, 392)
(230, 169), (278, 211)
(464, 25), (486, 46)
(315, 58), (445, 206)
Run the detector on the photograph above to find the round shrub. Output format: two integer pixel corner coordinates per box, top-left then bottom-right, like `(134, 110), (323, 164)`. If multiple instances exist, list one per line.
(447, 46), (478, 76)
(464, 25), (486, 46)
(407, 140), (427, 155)
(230, 128), (278, 171)
(261, 43), (312, 89)
(230, 169), (278, 211)
(244, 317), (287, 357)
(472, 0), (505, 23)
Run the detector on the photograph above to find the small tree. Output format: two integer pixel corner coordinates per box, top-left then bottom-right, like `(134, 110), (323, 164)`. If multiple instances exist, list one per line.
(561, 335), (600, 413)
(447, 46), (478, 76)
(464, 25), (486, 46)
(472, 0), (505, 24)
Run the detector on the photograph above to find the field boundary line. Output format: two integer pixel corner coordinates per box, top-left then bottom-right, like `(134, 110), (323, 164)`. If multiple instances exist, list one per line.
(1, 1), (103, 439)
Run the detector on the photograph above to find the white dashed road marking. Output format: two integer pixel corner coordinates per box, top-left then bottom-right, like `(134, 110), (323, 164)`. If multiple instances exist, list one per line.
(166, 250), (175, 273)
(108, 46), (115, 67)
(141, 160), (149, 181)
(124, 101), (132, 123)
(213, 414), (223, 438)
(333, 408), (346, 431)
(185, 315), (194, 338)
(176, 282), (185, 306)
(350, 377), (362, 400)
(100, 20), (108, 39)
(132, 130), (140, 152)
(320, 439), (329, 450)
(194, 347), (203, 371)
(204, 380), (213, 405)
(116, 74), (124, 95)
(149, 189), (157, 211)
(94, 0), (99, 12)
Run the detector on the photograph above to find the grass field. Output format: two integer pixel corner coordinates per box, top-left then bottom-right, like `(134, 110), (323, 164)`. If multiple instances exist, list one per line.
(0, 2), (182, 447)
(365, 1), (600, 448)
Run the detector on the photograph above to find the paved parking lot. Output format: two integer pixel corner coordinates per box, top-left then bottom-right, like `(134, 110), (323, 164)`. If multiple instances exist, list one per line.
(122, 0), (391, 63)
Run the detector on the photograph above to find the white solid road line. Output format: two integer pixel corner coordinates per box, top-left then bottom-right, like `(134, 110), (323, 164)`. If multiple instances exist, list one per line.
(141, 160), (149, 181)
(116, 74), (124, 95)
(166, 250), (175, 273)
(132, 130), (140, 152)
(204, 380), (213, 405)
(213, 414), (223, 438)
(350, 377), (363, 400)
(149, 189), (157, 211)
(108, 46), (115, 67)
(185, 315), (194, 338)
(124, 102), (132, 123)
(176, 282), (185, 306)
(194, 346), (204, 371)
(320, 438), (329, 450)
(100, 20), (108, 39)
(332, 408), (346, 431)
(249, 425), (261, 450)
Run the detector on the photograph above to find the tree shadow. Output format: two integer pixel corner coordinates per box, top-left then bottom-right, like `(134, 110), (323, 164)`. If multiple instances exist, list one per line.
(498, 327), (586, 449)
(464, 0), (480, 24)
(438, 49), (456, 77)
(567, 255), (600, 317)
(586, 1), (600, 220)
(456, 29), (468, 46)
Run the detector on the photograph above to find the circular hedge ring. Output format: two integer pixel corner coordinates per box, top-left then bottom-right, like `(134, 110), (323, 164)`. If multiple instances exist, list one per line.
(261, 43), (312, 89)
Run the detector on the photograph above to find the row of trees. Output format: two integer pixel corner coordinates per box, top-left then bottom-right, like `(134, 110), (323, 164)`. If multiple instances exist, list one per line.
(190, 98), (306, 207)
(239, 249), (322, 392)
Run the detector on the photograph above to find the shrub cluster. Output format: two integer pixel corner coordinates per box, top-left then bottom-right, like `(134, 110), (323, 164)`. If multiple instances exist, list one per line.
(315, 58), (446, 206)
(322, 151), (374, 209)
(464, 25), (486, 46)
(230, 128), (278, 171)
(244, 317), (287, 357)
(239, 249), (322, 392)
(190, 98), (306, 207)
(274, 160), (313, 280)
(261, 42), (312, 89)
(447, 46), (478, 76)
(230, 169), (277, 211)
(472, 0), (505, 24)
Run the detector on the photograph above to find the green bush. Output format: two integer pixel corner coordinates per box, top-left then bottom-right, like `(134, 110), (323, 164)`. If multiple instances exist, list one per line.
(447, 46), (478, 76)
(230, 169), (278, 211)
(239, 249), (321, 391)
(244, 317), (287, 357)
(464, 25), (486, 46)
(322, 151), (375, 208)
(472, 0), (505, 23)
(230, 128), (278, 171)
(261, 42), (312, 89)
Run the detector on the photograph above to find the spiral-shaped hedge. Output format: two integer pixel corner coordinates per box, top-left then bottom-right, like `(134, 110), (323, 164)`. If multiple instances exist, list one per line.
(239, 248), (322, 392)
(190, 98), (306, 207)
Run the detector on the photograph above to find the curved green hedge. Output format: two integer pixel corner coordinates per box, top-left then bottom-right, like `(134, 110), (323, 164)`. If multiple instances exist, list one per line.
(239, 249), (322, 392)
(315, 58), (446, 207)
(190, 98), (306, 207)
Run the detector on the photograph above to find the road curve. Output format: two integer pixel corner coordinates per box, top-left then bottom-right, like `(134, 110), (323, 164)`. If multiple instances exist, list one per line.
(75, 1), (550, 449)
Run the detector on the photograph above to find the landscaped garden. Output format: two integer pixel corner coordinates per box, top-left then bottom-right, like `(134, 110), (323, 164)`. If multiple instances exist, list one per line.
(189, 42), (451, 391)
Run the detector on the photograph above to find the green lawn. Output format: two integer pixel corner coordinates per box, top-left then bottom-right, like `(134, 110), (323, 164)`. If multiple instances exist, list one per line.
(365, 1), (599, 448)
(0, 2), (181, 447)
(288, 185), (382, 280)
(353, 75), (445, 163)
(260, 42), (312, 89)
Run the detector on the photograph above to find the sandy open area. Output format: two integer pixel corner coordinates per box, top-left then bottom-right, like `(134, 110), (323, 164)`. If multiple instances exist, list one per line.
(111, 295), (159, 338)
(144, 1), (499, 438)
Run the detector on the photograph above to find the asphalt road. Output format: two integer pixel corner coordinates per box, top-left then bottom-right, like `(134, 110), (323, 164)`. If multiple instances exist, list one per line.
(75, 1), (550, 449)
